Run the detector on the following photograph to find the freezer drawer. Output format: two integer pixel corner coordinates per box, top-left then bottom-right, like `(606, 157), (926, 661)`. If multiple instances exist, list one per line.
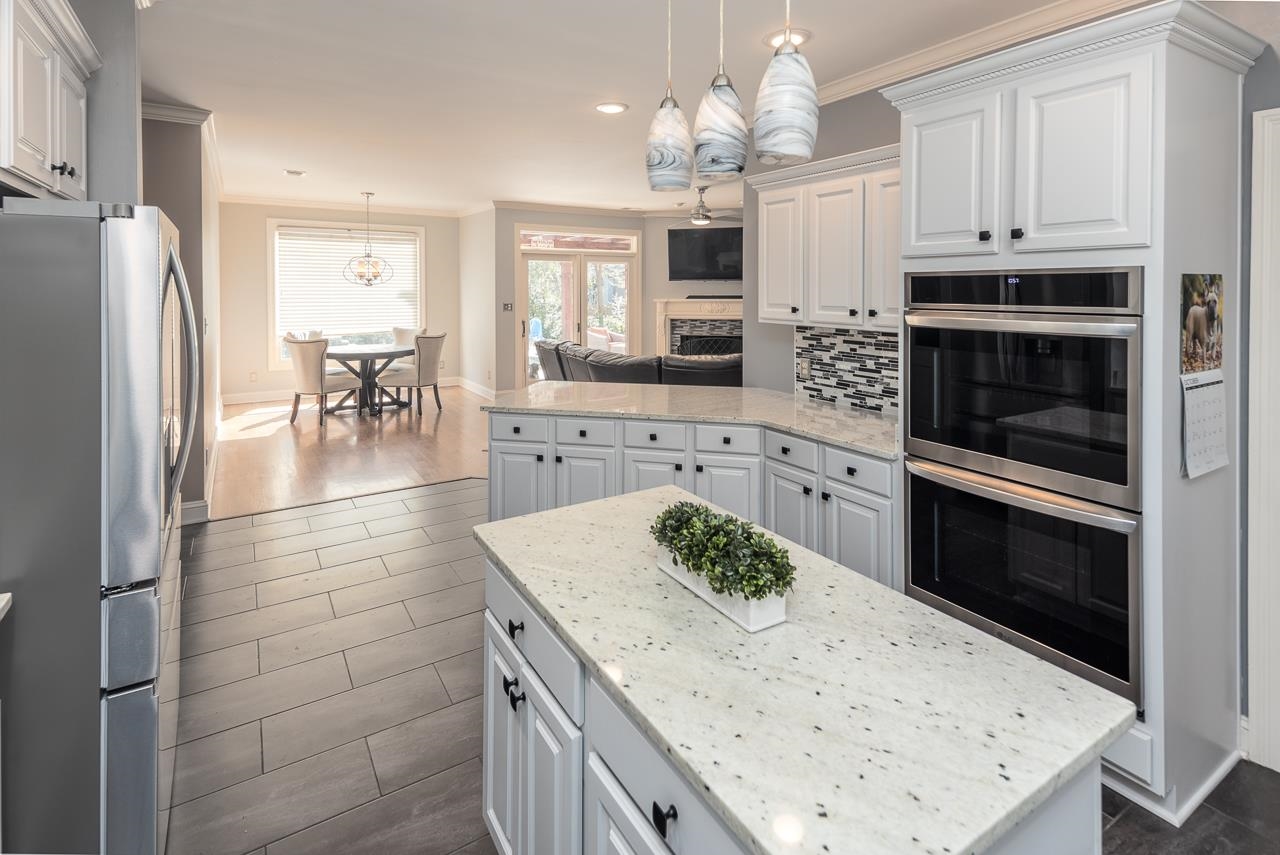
(102, 586), (160, 691)
(103, 684), (158, 855)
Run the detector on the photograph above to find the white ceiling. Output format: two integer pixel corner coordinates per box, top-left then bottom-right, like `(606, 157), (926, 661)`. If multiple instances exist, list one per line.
(139, 0), (1231, 215)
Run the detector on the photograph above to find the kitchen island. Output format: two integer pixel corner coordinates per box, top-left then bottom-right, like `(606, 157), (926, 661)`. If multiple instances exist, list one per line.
(474, 486), (1136, 855)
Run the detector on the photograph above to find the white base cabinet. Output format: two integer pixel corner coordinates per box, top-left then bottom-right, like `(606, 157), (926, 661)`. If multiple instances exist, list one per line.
(584, 753), (669, 855)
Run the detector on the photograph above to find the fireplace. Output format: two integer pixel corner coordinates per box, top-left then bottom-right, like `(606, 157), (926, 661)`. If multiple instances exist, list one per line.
(677, 334), (743, 355)
(654, 298), (744, 356)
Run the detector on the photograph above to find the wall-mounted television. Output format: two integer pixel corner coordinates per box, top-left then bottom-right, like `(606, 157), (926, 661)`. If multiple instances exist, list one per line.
(668, 226), (743, 281)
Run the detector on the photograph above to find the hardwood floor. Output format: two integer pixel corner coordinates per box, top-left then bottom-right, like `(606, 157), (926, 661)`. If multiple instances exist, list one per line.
(210, 386), (490, 520)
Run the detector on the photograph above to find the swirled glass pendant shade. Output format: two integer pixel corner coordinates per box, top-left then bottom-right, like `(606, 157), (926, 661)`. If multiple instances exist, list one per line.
(754, 41), (818, 165)
(693, 70), (748, 182)
(646, 93), (694, 191)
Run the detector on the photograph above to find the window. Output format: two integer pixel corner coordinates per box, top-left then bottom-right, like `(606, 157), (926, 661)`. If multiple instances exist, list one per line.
(519, 229), (636, 253)
(269, 221), (423, 366)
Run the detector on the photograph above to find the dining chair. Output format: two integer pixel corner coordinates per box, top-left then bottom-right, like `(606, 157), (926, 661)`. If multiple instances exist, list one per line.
(284, 336), (362, 426)
(377, 332), (447, 414)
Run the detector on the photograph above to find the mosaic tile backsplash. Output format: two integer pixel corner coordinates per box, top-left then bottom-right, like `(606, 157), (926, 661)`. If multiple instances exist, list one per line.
(795, 326), (900, 413)
(669, 317), (743, 354)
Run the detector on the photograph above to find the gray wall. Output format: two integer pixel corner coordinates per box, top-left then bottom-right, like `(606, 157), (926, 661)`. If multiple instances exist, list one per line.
(69, 0), (141, 203)
(742, 90), (902, 391)
(459, 208), (497, 391)
(641, 215), (743, 355)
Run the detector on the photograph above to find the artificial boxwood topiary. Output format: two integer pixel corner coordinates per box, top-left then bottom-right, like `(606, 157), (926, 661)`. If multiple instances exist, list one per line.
(650, 501), (797, 601)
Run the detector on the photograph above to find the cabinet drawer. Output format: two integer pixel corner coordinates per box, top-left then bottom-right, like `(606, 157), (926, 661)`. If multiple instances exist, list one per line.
(765, 431), (817, 471)
(694, 424), (761, 455)
(586, 679), (747, 855)
(823, 446), (893, 497)
(556, 417), (616, 447)
(623, 420), (687, 451)
(1103, 724), (1153, 785)
(485, 561), (584, 724)
(491, 413), (549, 442)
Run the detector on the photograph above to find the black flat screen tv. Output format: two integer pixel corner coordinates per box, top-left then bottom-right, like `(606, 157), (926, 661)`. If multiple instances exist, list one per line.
(668, 227), (743, 281)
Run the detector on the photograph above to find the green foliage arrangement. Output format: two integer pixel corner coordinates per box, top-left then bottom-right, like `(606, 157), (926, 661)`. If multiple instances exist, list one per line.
(650, 501), (797, 601)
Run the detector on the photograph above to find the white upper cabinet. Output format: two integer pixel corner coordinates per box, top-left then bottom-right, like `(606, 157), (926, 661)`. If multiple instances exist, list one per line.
(3, 0), (56, 187)
(865, 169), (902, 329)
(900, 91), (1001, 257)
(1011, 53), (1153, 252)
(806, 175), (865, 326)
(54, 58), (85, 199)
(757, 186), (806, 322)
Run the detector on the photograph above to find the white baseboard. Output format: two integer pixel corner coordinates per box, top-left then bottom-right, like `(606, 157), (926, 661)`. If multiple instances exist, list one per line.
(1103, 749), (1240, 827)
(455, 376), (495, 399)
(182, 499), (210, 524)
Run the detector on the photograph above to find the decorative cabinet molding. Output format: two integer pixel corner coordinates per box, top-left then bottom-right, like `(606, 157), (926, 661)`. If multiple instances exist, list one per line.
(756, 186), (805, 323)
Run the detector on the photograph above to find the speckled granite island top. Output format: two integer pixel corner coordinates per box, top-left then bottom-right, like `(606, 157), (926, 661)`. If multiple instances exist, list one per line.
(473, 486), (1135, 855)
(483, 382), (899, 459)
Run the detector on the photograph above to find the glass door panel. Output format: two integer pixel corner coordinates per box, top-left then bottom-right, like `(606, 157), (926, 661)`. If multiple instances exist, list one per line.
(525, 256), (577, 382)
(585, 258), (631, 355)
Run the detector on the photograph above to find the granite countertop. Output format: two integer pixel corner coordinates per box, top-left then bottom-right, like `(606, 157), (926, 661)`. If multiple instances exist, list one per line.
(473, 486), (1135, 855)
(483, 382), (899, 459)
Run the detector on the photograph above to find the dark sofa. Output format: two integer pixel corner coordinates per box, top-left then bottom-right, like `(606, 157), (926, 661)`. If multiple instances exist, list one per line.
(534, 340), (741, 387)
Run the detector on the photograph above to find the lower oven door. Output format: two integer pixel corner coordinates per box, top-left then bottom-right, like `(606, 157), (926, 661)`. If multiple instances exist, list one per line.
(905, 457), (1141, 706)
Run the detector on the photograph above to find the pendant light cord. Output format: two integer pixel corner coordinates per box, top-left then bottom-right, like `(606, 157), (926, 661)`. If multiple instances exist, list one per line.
(666, 0), (672, 90)
(718, 0), (724, 69)
(785, 0), (792, 41)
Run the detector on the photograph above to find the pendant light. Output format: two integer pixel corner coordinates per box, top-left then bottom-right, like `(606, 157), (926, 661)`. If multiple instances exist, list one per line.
(754, 0), (819, 165)
(343, 192), (394, 287)
(646, 0), (694, 191)
(692, 0), (747, 182)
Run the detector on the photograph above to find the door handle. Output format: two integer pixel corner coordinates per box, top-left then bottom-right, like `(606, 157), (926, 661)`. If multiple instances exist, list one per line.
(507, 619), (524, 640)
(521, 319), (526, 337)
(502, 675), (518, 694)
(652, 802), (678, 838)
(165, 242), (200, 523)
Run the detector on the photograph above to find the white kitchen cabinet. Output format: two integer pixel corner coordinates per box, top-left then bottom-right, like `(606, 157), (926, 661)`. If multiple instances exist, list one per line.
(622, 449), (688, 493)
(554, 446), (616, 508)
(900, 91), (1001, 257)
(821, 481), (893, 586)
(865, 169), (902, 329)
(53, 57), (85, 200)
(483, 616), (523, 855)
(1011, 53), (1152, 252)
(584, 753), (668, 855)
(806, 174), (865, 326)
(764, 461), (819, 551)
(694, 454), (761, 523)
(520, 664), (583, 855)
(756, 186), (805, 322)
(490, 441), (550, 521)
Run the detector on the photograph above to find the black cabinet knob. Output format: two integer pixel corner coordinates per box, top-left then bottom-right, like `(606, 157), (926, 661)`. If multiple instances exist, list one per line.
(722, 436), (731, 445)
(849, 308), (859, 317)
(821, 491), (831, 501)
(649, 433), (657, 441)
(509, 690), (526, 712)
(790, 306), (799, 314)
(695, 464), (704, 473)
(978, 229), (991, 242)
(536, 453), (544, 462)
(579, 429), (587, 438)
(651, 802), (678, 838)
(1010, 227), (1025, 240)
(868, 309), (879, 318)
(846, 466), (857, 477)
(513, 425), (521, 434)
(555, 455), (563, 463)
(502, 675), (519, 694)
(51, 161), (68, 175)
(780, 446), (790, 455)
(674, 463), (683, 472)
(802, 486), (812, 496)
(67, 165), (77, 179)
(507, 619), (524, 640)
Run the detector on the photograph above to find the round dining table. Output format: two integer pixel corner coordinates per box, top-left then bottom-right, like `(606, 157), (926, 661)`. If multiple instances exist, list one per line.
(325, 344), (414, 416)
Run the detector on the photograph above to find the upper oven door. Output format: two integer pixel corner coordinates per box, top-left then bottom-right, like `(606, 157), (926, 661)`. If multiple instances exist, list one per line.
(906, 267), (1141, 314)
(905, 311), (1141, 510)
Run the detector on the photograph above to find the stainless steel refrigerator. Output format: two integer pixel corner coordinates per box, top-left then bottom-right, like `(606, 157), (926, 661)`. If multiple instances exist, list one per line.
(0, 199), (198, 854)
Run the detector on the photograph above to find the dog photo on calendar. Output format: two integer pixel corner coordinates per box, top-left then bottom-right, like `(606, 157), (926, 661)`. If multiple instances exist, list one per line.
(1180, 273), (1224, 375)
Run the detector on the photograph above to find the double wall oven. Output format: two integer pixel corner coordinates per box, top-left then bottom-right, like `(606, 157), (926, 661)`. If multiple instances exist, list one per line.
(903, 268), (1143, 706)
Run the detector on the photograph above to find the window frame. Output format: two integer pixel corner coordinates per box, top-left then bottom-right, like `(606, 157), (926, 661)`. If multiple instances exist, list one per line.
(266, 217), (427, 372)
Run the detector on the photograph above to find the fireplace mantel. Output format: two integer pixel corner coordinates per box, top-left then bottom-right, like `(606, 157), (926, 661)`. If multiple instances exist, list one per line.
(655, 298), (744, 355)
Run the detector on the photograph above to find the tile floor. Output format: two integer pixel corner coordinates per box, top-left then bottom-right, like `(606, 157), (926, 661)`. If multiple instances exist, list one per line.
(170, 478), (496, 855)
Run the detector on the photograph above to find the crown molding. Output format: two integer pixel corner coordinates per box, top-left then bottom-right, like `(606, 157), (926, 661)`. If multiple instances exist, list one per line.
(459, 203), (496, 217)
(492, 200), (646, 219)
(882, 0), (1266, 107)
(220, 194), (461, 219)
(27, 0), (101, 78)
(135, 0), (168, 8)
(746, 144), (901, 189)
(141, 102), (211, 125)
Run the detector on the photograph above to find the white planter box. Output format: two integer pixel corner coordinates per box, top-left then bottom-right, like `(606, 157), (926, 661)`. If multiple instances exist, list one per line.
(656, 552), (787, 632)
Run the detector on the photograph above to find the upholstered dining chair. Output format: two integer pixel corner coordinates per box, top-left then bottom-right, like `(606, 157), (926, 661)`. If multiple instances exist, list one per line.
(284, 336), (362, 426)
(377, 332), (447, 414)
(392, 326), (424, 369)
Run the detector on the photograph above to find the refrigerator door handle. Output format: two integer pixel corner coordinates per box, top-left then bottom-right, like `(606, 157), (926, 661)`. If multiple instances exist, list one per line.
(166, 242), (200, 522)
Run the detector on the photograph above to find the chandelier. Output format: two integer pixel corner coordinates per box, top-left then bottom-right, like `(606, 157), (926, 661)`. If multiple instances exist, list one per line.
(344, 192), (394, 287)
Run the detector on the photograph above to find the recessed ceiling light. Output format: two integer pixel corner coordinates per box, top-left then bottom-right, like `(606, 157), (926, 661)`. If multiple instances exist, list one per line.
(283, 168), (307, 177)
(595, 102), (629, 115)
(763, 27), (812, 49)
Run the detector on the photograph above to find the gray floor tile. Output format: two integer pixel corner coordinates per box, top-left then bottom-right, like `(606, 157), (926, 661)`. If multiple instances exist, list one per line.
(191, 518), (311, 554)
(258, 603), (414, 672)
(171, 722), (263, 805)
(328, 563), (461, 618)
(192, 517), (254, 536)
(351, 479), (488, 508)
(252, 499), (355, 525)
(434, 648), (483, 703)
(181, 585), (258, 625)
(265, 758), (485, 855)
(402, 485), (489, 513)
(1204, 761), (1280, 845)
(306, 501), (412, 532)
(454, 498), (489, 517)
(185, 543), (255, 574)
(255, 557), (388, 608)
(175, 642), (260, 698)
(449, 556), (486, 583)
(345, 612), (484, 687)
(1102, 784), (1129, 821)
(422, 515), (488, 544)
(182, 594), (334, 660)
(364, 505), (468, 538)
(261, 666), (451, 771)
(184, 551), (322, 598)
(383, 536), (483, 575)
(1104, 803), (1280, 855)
(450, 836), (498, 855)
(177, 653), (351, 744)
(168, 740), (379, 855)
(252, 523), (370, 562)
(404, 580), (484, 628)
(316, 528), (432, 568)
(367, 696), (482, 794)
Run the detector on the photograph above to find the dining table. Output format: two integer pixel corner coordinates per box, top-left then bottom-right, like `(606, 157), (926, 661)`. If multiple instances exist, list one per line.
(325, 343), (414, 416)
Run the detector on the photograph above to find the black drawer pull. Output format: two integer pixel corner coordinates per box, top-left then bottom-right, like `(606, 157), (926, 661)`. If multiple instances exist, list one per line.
(507, 619), (524, 640)
(802, 486), (812, 496)
(513, 425), (521, 434)
(509, 690), (526, 712)
(652, 802), (678, 838)
(535, 453), (544, 462)
(502, 675), (518, 694)
(555, 455), (563, 463)
(1010, 227), (1025, 240)
(674, 463), (683, 472)
(722, 436), (731, 445)
(821, 491), (830, 501)
(790, 306), (799, 314)
(579, 429), (587, 437)
(848, 308), (859, 317)
(846, 466), (857, 477)
(695, 464), (704, 473)
(978, 229), (991, 242)
(868, 309), (879, 318)
(780, 446), (790, 455)
(650, 432), (657, 441)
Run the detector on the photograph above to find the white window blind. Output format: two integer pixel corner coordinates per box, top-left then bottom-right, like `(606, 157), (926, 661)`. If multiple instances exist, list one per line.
(273, 224), (421, 353)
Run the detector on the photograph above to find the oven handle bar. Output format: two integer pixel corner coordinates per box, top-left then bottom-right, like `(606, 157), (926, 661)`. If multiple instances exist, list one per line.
(905, 458), (1140, 534)
(904, 312), (1138, 338)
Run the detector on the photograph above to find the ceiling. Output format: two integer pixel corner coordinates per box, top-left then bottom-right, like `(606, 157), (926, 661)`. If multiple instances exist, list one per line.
(139, 0), (1244, 215)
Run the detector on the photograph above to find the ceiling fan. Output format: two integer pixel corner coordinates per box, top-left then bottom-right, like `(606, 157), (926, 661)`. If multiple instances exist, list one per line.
(688, 186), (743, 226)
